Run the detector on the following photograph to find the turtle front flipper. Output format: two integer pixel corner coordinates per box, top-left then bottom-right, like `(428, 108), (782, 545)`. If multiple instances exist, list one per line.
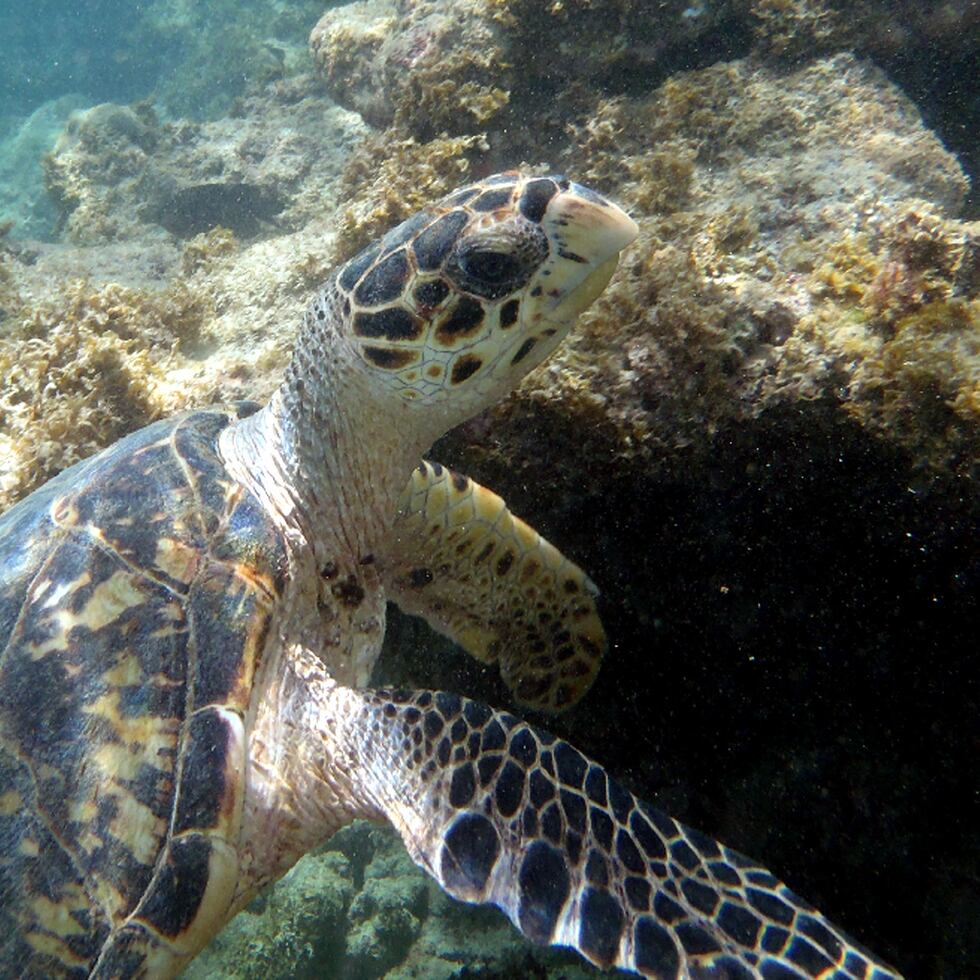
(336, 684), (902, 980)
(378, 460), (606, 713)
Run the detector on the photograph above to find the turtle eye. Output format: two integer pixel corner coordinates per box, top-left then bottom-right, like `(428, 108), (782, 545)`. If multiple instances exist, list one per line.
(458, 249), (522, 285)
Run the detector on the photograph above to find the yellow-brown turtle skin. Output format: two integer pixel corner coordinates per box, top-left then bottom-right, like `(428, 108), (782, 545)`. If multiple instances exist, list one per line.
(0, 403), (286, 977)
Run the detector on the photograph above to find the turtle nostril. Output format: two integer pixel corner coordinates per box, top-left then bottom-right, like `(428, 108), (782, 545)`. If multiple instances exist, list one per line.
(555, 176), (570, 191)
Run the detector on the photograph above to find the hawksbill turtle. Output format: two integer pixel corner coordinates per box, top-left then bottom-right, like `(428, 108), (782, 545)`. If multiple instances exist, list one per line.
(0, 173), (901, 979)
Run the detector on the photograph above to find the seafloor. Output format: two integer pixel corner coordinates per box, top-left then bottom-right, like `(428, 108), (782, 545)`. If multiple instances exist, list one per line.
(0, 1), (977, 977)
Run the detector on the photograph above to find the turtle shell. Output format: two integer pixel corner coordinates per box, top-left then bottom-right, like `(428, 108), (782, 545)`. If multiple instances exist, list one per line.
(0, 404), (288, 977)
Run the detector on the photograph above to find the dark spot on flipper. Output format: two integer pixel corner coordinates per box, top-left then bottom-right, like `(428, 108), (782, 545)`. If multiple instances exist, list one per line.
(440, 813), (499, 899)
(494, 760), (525, 818)
(409, 567), (434, 588)
(714, 958), (758, 979)
(748, 887), (795, 924)
(685, 825), (723, 858)
(136, 836), (212, 937)
(589, 806), (614, 851)
(785, 935), (835, 975)
(615, 827), (645, 874)
(529, 769), (555, 808)
(578, 887), (624, 967)
(710, 859), (743, 887)
(541, 802), (563, 844)
(508, 728), (537, 768)
(676, 921), (723, 954)
(633, 916), (681, 978)
(413, 210), (470, 270)
(717, 900), (765, 947)
(435, 692), (462, 718)
(422, 711), (443, 739)
(761, 961), (807, 979)
(554, 742), (587, 789)
(761, 925), (792, 955)
(331, 574), (365, 607)
(517, 841), (569, 944)
(798, 915), (845, 960)
(474, 542), (494, 564)
(560, 789), (586, 835)
(464, 701), (492, 727)
(355, 249), (410, 305)
(653, 892), (686, 924)
(624, 875), (651, 912)
(681, 879), (720, 917)
(450, 763), (476, 808)
(608, 779), (633, 823)
(670, 838), (701, 871)
(585, 766), (607, 806)
(481, 719), (506, 752)
(585, 849), (609, 888)
(630, 809), (667, 860)
(478, 754), (502, 786)
(640, 800), (678, 839)
(494, 551), (514, 576)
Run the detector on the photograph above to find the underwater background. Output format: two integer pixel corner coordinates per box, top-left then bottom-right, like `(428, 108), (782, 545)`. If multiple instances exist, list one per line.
(0, 1), (977, 977)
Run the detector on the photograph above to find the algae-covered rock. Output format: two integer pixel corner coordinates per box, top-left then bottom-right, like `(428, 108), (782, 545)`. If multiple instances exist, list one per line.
(0, 96), (87, 240)
(182, 849), (356, 980)
(190, 821), (608, 979)
(439, 53), (977, 484)
(43, 80), (367, 245)
(310, 0), (739, 145)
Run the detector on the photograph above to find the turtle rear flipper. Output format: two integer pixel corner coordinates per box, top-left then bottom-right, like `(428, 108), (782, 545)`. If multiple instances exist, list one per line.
(334, 684), (902, 980)
(379, 460), (605, 713)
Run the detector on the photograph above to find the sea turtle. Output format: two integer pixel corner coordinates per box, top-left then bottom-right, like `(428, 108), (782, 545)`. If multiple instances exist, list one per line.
(0, 172), (900, 980)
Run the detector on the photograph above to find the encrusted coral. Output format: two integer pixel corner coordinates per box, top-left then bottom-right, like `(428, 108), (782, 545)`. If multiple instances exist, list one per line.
(185, 820), (595, 979)
(0, 280), (219, 507)
(750, 0), (845, 59)
(41, 82), (366, 246)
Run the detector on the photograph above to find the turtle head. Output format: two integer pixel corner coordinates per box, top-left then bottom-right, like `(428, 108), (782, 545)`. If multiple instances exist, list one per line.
(327, 172), (637, 423)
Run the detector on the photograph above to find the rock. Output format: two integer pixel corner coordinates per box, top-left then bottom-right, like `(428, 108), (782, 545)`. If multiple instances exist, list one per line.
(0, 96), (88, 240)
(43, 81), (367, 245)
(182, 848), (356, 979)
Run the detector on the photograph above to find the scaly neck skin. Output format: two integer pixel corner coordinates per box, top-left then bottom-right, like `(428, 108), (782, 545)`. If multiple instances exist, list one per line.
(219, 289), (442, 569)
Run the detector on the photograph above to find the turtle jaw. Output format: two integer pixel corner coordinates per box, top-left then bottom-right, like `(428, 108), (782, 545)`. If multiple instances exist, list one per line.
(541, 181), (639, 322)
(490, 184), (638, 383)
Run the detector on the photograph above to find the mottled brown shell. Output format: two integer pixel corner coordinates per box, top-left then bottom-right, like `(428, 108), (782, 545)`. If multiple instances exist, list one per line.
(0, 405), (287, 977)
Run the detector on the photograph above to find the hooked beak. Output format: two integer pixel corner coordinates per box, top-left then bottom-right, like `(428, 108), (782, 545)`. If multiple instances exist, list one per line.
(542, 182), (638, 322)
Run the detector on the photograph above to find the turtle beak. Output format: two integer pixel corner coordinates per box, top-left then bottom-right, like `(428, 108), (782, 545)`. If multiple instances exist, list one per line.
(540, 183), (638, 322)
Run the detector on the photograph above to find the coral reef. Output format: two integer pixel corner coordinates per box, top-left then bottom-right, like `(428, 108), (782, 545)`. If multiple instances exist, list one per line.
(0, 279), (213, 506)
(184, 821), (599, 979)
(310, 0), (741, 149)
(0, 2), (975, 975)
(42, 80), (367, 245)
(427, 53), (977, 483)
